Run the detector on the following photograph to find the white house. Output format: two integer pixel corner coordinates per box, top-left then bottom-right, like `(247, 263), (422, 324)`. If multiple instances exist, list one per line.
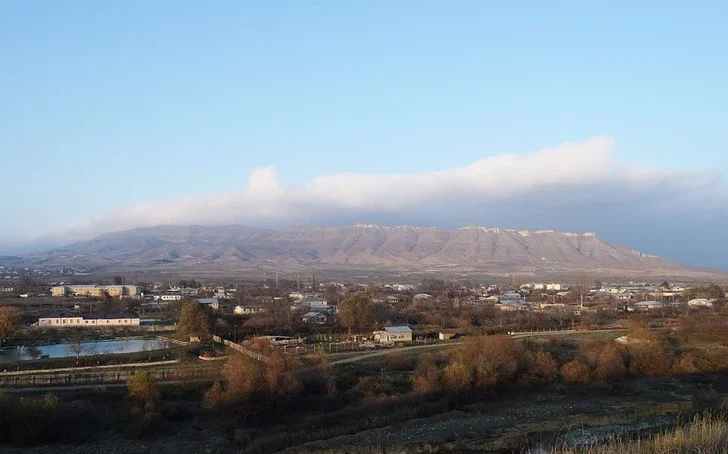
(234, 305), (267, 315)
(373, 326), (413, 344)
(157, 294), (182, 301)
(37, 312), (140, 328)
(546, 283), (569, 291)
(688, 298), (717, 308)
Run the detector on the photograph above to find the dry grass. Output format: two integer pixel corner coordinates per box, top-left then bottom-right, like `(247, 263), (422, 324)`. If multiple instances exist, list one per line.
(553, 413), (728, 454)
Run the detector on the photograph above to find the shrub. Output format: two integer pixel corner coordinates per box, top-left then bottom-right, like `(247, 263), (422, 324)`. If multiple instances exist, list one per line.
(443, 335), (522, 391)
(520, 350), (559, 385)
(593, 344), (628, 382)
(561, 360), (591, 383)
(411, 356), (443, 394)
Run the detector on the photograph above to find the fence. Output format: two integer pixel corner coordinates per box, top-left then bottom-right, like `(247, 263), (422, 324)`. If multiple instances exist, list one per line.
(0, 364), (221, 388)
(212, 335), (273, 365)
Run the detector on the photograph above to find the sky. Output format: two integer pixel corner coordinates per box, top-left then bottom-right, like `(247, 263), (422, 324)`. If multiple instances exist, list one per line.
(1, 1), (728, 267)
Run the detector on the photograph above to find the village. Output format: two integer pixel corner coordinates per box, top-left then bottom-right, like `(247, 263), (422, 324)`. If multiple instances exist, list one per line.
(1, 274), (724, 359)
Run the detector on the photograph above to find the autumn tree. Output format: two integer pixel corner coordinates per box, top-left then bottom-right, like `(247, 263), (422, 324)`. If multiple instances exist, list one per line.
(0, 307), (21, 347)
(520, 350), (558, 385)
(411, 356), (443, 394)
(205, 341), (303, 405)
(561, 360), (591, 383)
(443, 335), (521, 391)
(178, 300), (209, 339)
(337, 294), (375, 331)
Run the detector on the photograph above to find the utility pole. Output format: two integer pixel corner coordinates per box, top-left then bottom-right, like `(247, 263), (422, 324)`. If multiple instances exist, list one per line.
(297, 273), (300, 292)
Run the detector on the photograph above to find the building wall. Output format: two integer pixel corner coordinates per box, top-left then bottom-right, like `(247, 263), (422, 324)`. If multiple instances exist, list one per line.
(375, 331), (413, 343)
(51, 285), (141, 299)
(38, 316), (140, 327)
(51, 286), (69, 297)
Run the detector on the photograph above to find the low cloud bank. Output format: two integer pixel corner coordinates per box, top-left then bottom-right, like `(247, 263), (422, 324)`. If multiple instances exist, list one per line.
(28, 136), (728, 268)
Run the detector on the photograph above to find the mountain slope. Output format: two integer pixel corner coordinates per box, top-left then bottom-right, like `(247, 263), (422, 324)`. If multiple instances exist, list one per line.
(19, 224), (720, 278)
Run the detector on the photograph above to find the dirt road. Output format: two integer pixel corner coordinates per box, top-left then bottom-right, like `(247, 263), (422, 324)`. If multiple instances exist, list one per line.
(329, 328), (624, 366)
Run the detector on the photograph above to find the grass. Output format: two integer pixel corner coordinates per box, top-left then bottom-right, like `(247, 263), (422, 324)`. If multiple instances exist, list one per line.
(552, 412), (728, 454)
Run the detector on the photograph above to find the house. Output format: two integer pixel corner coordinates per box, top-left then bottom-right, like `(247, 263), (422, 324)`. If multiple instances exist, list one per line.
(196, 298), (220, 310)
(301, 311), (331, 324)
(180, 288), (199, 297)
(688, 298), (717, 308)
(439, 332), (455, 340)
(156, 294), (182, 301)
(234, 305), (267, 315)
(631, 301), (664, 311)
(546, 283), (569, 291)
(613, 293), (632, 302)
(299, 299), (329, 310)
(413, 293), (433, 301)
(497, 300), (530, 311)
(37, 312), (140, 327)
(500, 292), (522, 300)
(373, 326), (413, 344)
(0, 287), (14, 293)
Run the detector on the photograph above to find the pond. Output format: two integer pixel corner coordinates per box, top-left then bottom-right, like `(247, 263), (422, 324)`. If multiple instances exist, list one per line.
(0, 338), (172, 362)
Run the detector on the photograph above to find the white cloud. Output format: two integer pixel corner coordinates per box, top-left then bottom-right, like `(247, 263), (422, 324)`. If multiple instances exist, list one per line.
(41, 136), (726, 255)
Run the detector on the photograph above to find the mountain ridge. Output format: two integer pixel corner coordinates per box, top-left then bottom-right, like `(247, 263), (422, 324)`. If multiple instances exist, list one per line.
(13, 224), (725, 279)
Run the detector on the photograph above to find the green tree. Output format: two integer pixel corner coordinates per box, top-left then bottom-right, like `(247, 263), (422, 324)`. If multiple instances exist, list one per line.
(178, 301), (209, 339)
(0, 307), (21, 347)
(337, 295), (375, 331)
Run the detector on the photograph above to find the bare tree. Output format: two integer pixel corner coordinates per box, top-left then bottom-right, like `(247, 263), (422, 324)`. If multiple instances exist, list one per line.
(572, 275), (590, 310)
(65, 334), (87, 359)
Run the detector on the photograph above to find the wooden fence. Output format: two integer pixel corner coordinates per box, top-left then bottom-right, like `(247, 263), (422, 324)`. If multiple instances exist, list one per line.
(212, 335), (273, 365)
(0, 364), (221, 388)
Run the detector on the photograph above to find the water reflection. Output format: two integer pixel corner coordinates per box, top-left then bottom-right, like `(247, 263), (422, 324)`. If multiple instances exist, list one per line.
(0, 339), (171, 362)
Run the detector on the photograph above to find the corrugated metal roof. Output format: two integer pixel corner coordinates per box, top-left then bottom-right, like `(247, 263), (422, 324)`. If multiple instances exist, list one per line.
(384, 326), (412, 333)
(196, 298), (219, 304)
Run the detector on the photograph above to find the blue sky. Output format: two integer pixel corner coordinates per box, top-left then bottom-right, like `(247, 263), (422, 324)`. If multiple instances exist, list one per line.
(1, 1), (728, 267)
